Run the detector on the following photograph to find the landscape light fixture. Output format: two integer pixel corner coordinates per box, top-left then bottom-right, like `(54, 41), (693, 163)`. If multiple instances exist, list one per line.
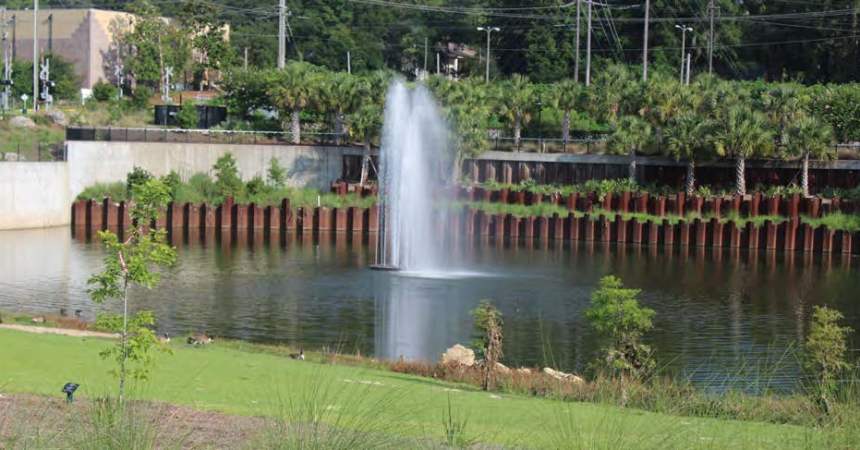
(674, 24), (693, 83)
(476, 26), (500, 83)
(62, 382), (79, 403)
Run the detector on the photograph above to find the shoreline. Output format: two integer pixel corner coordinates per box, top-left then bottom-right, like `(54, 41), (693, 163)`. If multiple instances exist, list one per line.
(1, 311), (857, 432)
(0, 326), (855, 449)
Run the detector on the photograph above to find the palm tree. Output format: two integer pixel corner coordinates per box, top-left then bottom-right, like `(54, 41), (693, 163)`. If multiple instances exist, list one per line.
(587, 63), (637, 124)
(713, 106), (774, 196)
(664, 113), (715, 195)
(269, 62), (317, 144)
(317, 71), (362, 144)
(785, 116), (834, 197)
(494, 75), (535, 148)
(551, 79), (583, 144)
(761, 85), (804, 145)
(606, 115), (653, 182)
(348, 103), (383, 185)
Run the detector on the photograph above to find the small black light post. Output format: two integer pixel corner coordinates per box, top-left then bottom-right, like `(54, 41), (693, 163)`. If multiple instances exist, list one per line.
(62, 382), (79, 403)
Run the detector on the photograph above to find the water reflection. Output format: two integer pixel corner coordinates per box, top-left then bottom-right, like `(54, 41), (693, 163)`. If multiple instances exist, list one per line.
(1, 227), (858, 390)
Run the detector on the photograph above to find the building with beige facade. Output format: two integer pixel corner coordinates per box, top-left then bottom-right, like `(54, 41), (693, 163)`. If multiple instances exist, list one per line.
(4, 8), (134, 89)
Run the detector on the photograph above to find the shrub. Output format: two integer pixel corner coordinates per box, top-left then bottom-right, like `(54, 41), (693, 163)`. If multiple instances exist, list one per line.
(159, 171), (181, 200)
(92, 81), (118, 102)
(126, 166), (153, 198)
(213, 153), (244, 201)
(246, 175), (268, 198)
(267, 157), (287, 189)
(804, 306), (853, 415)
(129, 86), (153, 109)
(585, 275), (656, 380)
(177, 102), (198, 129)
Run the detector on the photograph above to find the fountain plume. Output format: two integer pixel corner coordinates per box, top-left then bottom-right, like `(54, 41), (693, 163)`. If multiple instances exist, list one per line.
(376, 80), (452, 272)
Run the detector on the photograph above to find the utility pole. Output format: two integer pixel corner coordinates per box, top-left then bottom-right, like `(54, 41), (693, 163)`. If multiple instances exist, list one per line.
(642, 0), (650, 81)
(586, 0), (592, 86)
(243, 47), (248, 70)
(346, 51), (351, 74)
(574, 0), (581, 83)
(708, 0), (715, 74)
(11, 15), (15, 61)
(277, 0), (286, 69)
(47, 13), (52, 53)
(476, 26), (500, 83)
(1, 8), (11, 113)
(675, 24), (692, 83)
(33, 0), (39, 111)
(436, 52), (440, 75)
(423, 36), (428, 74)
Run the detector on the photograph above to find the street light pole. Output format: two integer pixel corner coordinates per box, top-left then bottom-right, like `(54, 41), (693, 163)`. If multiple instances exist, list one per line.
(278, 0), (286, 69)
(476, 26), (500, 83)
(574, 0), (581, 83)
(675, 24), (692, 83)
(586, 0), (592, 86)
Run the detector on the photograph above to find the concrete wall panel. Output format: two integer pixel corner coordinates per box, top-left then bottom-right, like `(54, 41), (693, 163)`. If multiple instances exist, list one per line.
(0, 162), (70, 230)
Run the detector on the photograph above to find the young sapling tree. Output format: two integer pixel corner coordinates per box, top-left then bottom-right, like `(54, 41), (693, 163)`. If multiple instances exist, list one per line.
(87, 179), (177, 402)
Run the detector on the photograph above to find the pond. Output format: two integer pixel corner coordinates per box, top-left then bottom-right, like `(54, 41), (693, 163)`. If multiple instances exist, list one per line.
(1, 227), (858, 392)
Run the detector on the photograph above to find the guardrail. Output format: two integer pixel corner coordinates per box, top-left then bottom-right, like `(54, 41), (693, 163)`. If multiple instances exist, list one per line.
(66, 127), (351, 147)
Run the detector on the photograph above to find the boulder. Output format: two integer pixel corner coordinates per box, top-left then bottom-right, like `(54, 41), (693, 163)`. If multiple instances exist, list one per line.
(441, 344), (475, 367)
(49, 110), (67, 126)
(9, 115), (36, 129)
(494, 362), (511, 374)
(515, 367), (534, 375)
(543, 367), (584, 384)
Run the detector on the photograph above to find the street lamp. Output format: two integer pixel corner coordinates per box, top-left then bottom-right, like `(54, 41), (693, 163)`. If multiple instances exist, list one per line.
(674, 24), (693, 83)
(477, 26), (500, 83)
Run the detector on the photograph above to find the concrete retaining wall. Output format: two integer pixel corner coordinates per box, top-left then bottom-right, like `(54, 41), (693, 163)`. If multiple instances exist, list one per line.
(0, 163), (71, 230)
(66, 141), (367, 199)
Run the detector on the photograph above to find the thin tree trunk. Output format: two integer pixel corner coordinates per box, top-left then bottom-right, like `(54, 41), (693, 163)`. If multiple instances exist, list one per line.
(119, 276), (129, 403)
(562, 110), (571, 144)
(359, 141), (371, 185)
(802, 151), (810, 197)
(628, 148), (637, 182)
(686, 160), (696, 195)
(291, 109), (301, 144)
(735, 156), (746, 196)
(514, 114), (522, 149)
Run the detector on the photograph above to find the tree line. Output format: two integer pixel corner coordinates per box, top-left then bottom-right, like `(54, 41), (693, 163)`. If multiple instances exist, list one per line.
(224, 61), (857, 196)
(28, 0), (860, 83)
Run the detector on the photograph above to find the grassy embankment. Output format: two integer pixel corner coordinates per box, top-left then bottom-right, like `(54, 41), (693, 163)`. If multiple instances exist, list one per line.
(0, 328), (855, 449)
(0, 118), (64, 162)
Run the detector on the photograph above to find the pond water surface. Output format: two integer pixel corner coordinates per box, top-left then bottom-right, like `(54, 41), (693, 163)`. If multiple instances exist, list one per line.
(1, 227), (858, 391)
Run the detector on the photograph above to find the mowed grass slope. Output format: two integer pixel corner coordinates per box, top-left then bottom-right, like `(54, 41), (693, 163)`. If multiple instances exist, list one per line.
(0, 329), (842, 448)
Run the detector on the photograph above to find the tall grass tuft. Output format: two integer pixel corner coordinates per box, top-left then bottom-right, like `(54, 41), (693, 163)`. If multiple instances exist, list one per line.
(249, 370), (409, 449)
(440, 393), (474, 449)
(72, 397), (171, 450)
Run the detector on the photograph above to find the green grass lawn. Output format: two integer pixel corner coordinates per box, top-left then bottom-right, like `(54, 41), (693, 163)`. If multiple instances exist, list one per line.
(0, 328), (847, 448)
